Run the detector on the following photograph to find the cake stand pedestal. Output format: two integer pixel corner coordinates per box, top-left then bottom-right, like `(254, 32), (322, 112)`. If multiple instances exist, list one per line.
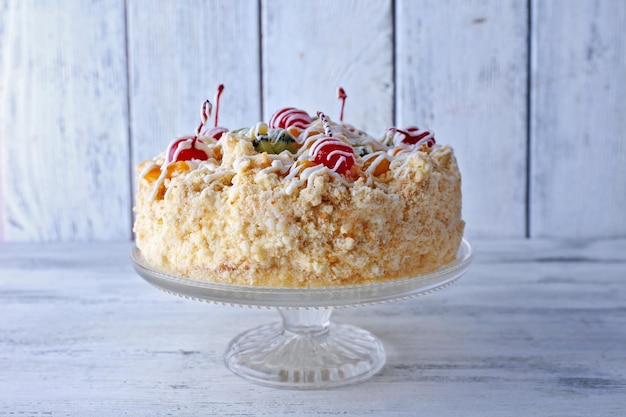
(131, 239), (473, 390)
(225, 307), (385, 388)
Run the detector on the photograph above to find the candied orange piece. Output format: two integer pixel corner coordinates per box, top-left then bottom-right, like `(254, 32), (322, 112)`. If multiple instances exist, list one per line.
(372, 158), (390, 176)
(302, 128), (325, 146)
(363, 156), (390, 176)
(143, 165), (162, 183)
(288, 126), (302, 138)
(213, 146), (223, 161)
(167, 161), (190, 177)
(296, 160), (317, 170)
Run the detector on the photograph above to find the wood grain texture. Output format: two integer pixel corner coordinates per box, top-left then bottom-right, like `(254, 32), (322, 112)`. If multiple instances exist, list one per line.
(396, 0), (529, 238)
(1, 240), (625, 415)
(262, 0), (394, 134)
(127, 0), (261, 165)
(530, 0), (626, 238)
(0, 0), (131, 241)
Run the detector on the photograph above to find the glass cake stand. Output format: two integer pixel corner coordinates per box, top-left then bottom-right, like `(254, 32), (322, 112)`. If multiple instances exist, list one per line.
(131, 239), (473, 389)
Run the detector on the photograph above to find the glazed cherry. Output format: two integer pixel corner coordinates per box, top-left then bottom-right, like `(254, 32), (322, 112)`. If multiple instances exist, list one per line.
(311, 137), (356, 176)
(269, 107), (312, 129)
(389, 126), (436, 147)
(167, 138), (209, 163)
(205, 126), (228, 140)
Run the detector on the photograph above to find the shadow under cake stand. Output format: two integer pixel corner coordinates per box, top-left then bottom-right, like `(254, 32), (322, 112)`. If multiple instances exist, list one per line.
(131, 239), (473, 389)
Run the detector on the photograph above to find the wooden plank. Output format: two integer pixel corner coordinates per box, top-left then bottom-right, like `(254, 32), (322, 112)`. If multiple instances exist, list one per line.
(1, 240), (626, 415)
(469, 238), (626, 263)
(530, 0), (626, 238)
(396, 0), (529, 238)
(0, 0), (131, 241)
(262, 0), (394, 134)
(127, 0), (261, 170)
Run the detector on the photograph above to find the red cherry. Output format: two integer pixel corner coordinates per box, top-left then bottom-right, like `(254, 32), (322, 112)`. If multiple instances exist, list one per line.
(389, 126), (436, 147)
(311, 137), (356, 176)
(269, 107), (312, 129)
(205, 126), (228, 140)
(167, 137), (210, 162)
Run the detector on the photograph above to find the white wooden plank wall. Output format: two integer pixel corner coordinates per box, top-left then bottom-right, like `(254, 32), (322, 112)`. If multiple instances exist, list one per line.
(127, 0), (261, 170)
(0, 0), (624, 242)
(263, 0), (394, 134)
(0, 0), (131, 241)
(530, 0), (626, 238)
(396, 0), (529, 238)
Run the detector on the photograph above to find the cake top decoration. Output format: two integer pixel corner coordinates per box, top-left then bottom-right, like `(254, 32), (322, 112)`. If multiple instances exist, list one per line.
(142, 87), (446, 201)
(310, 111), (357, 177)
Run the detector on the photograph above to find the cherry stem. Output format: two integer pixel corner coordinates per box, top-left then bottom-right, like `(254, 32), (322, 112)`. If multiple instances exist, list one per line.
(317, 111), (333, 137)
(337, 87), (347, 122)
(389, 127), (412, 137)
(214, 84), (224, 127)
(196, 99), (213, 137)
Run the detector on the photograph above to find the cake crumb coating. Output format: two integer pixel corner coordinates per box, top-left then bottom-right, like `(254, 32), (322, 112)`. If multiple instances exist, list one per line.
(133, 117), (464, 287)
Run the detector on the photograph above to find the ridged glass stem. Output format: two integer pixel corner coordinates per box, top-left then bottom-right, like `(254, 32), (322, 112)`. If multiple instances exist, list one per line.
(279, 307), (332, 336)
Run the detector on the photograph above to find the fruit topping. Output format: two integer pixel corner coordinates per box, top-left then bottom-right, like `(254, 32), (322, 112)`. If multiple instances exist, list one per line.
(362, 154), (391, 176)
(269, 107), (313, 130)
(311, 137), (356, 176)
(311, 112), (356, 176)
(250, 122), (268, 138)
(205, 126), (228, 140)
(166, 137), (211, 163)
(385, 126), (436, 148)
(142, 164), (162, 183)
(166, 85), (230, 162)
(253, 129), (299, 154)
(354, 145), (373, 157)
(142, 161), (190, 182)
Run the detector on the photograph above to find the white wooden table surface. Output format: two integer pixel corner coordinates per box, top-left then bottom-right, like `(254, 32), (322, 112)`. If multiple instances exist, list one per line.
(1, 239), (625, 416)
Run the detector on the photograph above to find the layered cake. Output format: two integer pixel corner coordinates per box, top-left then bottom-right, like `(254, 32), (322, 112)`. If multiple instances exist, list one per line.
(133, 87), (464, 287)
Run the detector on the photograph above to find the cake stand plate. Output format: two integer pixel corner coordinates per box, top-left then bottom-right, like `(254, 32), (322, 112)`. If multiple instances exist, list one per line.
(131, 239), (473, 389)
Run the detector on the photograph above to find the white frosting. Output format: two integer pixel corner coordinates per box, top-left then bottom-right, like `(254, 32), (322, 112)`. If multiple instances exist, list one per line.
(284, 163), (349, 195)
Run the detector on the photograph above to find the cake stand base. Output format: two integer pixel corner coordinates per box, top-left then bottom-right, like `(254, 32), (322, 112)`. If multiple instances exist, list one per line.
(131, 240), (473, 389)
(224, 307), (386, 389)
